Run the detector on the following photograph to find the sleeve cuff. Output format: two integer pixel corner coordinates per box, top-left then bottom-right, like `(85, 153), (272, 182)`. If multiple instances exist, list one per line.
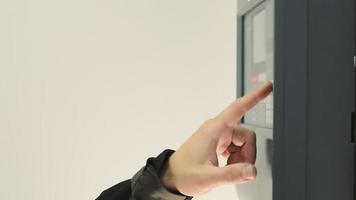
(131, 150), (192, 200)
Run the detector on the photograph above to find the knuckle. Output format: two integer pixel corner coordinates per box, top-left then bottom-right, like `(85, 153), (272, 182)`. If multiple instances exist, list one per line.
(250, 131), (257, 139)
(220, 121), (233, 130)
(243, 128), (256, 139)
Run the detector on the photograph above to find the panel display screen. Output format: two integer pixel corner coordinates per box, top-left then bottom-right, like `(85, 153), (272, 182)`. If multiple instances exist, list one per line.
(243, 2), (274, 128)
(253, 10), (266, 64)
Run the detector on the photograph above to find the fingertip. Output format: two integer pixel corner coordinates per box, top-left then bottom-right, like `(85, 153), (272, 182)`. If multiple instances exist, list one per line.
(266, 81), (273, 90)
(262, 81), (273, 93)
(256, 81), (273, 100)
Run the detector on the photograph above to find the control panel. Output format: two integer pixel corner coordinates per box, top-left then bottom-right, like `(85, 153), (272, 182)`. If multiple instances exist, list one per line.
(243, 0), (274, 128)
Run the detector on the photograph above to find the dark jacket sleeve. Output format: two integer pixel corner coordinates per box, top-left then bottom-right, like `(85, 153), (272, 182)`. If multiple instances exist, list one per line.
(96, 149), (193, 200)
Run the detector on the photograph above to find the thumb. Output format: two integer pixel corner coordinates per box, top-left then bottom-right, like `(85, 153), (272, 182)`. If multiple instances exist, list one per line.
(214, 163), (257, 185)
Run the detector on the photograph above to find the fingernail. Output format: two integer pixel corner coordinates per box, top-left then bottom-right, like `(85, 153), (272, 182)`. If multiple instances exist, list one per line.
(242, 164), (254, 180)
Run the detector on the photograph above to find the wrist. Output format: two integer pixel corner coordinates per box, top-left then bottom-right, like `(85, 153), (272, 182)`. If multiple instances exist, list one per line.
(160, 155), (178, 192)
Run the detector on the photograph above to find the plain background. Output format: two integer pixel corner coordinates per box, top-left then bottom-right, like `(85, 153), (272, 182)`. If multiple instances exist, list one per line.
(0, 0), (239, 199)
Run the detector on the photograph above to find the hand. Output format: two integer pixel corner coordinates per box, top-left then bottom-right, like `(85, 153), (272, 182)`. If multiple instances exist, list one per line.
(160, 82), (273, 196)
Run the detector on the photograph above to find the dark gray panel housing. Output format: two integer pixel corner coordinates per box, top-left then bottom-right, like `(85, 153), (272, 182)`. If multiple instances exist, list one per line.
(236, 0), (356, 200)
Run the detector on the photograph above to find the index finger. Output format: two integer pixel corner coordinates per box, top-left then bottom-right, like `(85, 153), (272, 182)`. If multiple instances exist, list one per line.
(217, 81), (273, 125)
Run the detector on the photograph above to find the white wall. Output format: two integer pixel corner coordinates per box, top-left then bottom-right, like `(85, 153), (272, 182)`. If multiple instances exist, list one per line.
(0, 0), (237, 199)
